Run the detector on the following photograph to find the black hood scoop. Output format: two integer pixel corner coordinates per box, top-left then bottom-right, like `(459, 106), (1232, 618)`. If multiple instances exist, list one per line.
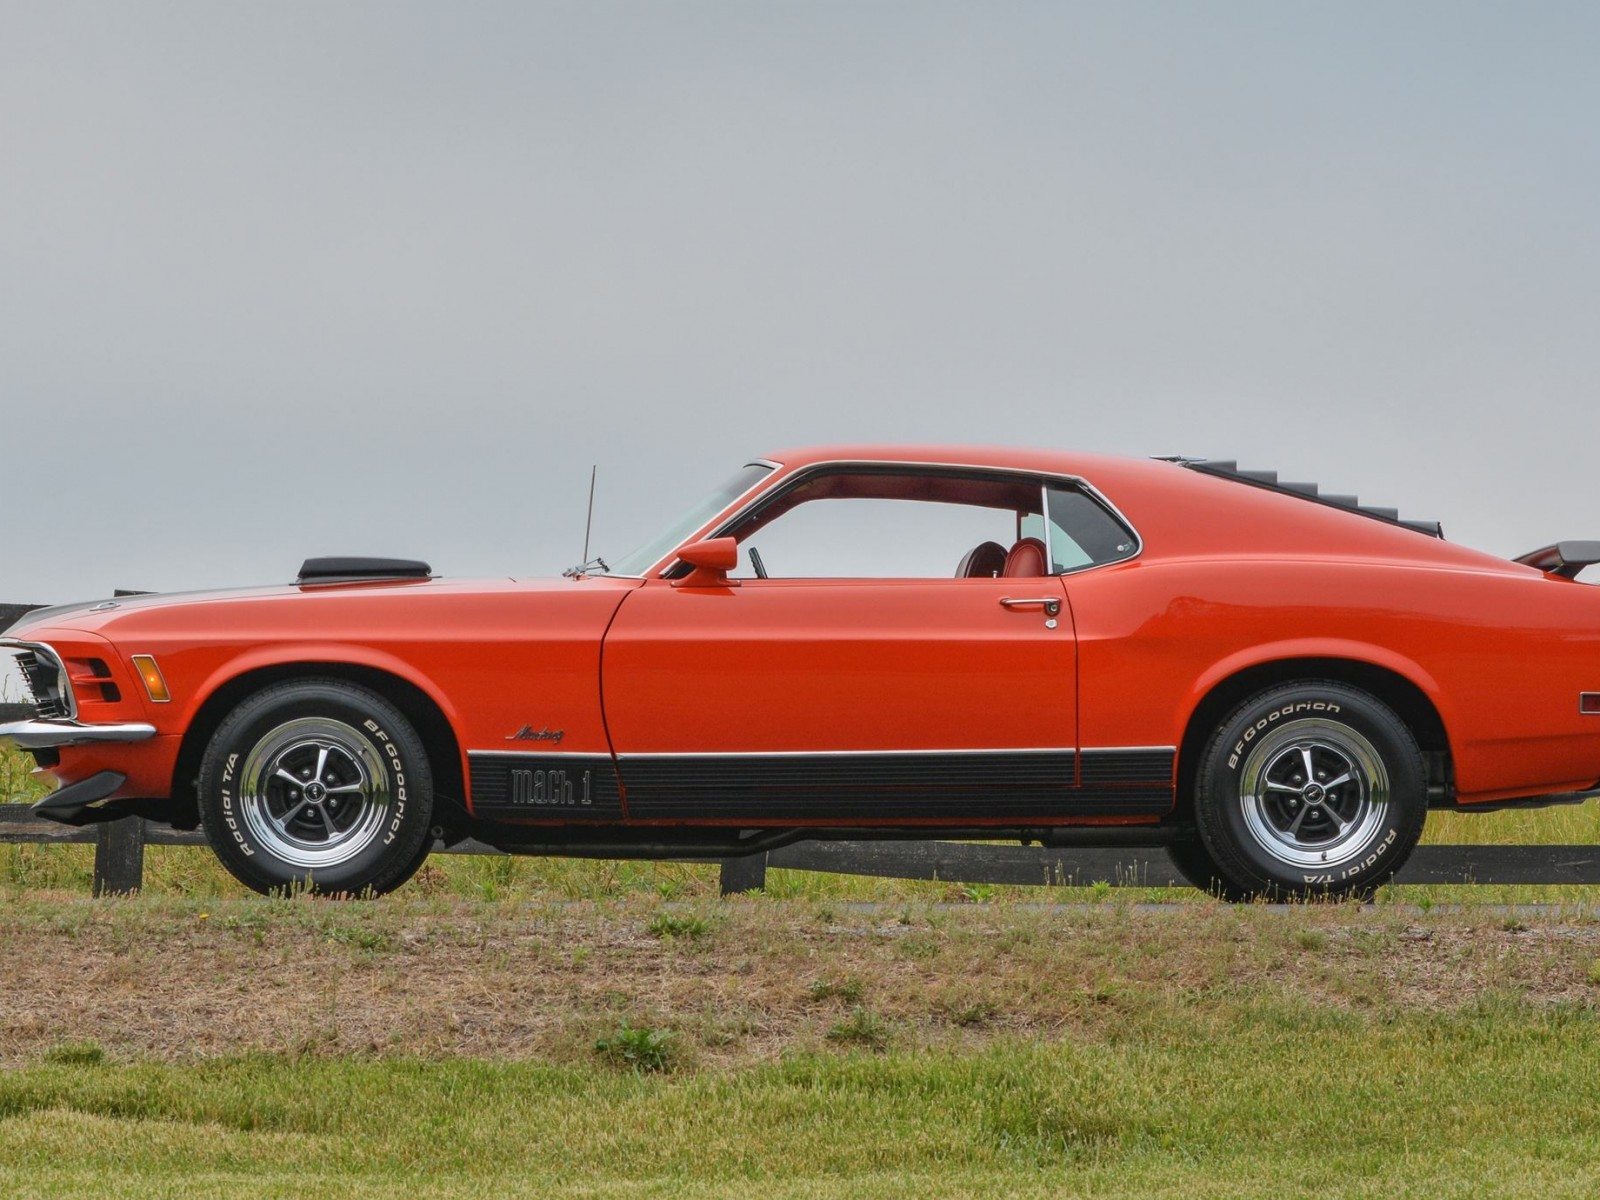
(297, 557), (433, 585)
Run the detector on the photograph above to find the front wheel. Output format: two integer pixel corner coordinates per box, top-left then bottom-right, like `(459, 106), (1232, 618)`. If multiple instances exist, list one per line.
(1193, 681), (1427, 900)
(198, 679), (435, 896)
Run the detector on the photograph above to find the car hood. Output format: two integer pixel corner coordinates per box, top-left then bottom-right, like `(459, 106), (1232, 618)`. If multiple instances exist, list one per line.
(2, 576), (614, 639)
(6, 586), (292, 635)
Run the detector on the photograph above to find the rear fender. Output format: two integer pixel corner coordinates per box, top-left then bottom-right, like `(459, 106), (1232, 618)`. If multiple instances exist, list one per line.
(1183, 638), (1456, 747)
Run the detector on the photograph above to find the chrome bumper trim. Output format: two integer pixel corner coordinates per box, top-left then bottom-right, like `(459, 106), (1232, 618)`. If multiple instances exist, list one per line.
(0, 719), (158, 750)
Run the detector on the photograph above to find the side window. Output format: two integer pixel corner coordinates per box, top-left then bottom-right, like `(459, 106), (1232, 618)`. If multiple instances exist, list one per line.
(724, 469), (1038, 580)
(714, 469), (1138, 580)
(737, 497), (1018, 578)
(1020, 486), (1139, 573)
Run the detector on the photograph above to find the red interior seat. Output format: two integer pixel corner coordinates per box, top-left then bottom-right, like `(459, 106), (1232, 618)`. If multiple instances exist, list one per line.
(1002, 537), (1048, 577)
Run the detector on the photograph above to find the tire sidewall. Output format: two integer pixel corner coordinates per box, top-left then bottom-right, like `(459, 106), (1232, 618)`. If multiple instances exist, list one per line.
(199, 682), (434, 895)
(1196, 683), (1427, 898)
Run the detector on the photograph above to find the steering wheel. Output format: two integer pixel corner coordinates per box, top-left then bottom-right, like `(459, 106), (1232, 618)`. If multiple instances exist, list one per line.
(748, 546), (769, 579)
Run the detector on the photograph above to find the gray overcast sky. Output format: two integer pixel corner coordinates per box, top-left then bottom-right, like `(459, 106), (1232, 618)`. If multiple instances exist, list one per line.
(2, 1), (1597, 601)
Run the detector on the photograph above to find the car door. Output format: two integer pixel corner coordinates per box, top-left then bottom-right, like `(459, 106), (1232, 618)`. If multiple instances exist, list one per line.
(600, 464), (1114, 824)
(601, 573), (1079, 822)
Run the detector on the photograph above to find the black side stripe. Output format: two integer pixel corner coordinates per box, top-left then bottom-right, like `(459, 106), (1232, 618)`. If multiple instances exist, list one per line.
(617, 749), (1174, 822)
(1079, 748), (1176, 785)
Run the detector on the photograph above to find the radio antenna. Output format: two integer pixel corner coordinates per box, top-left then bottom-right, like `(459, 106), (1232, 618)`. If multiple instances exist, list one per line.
(581, 464), (597, 566)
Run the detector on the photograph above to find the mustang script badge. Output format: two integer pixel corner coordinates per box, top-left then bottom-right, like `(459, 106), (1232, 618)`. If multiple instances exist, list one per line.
(506, 725), (565, 744)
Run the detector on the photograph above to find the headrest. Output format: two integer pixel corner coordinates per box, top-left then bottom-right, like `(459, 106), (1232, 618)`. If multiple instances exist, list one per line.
(1002, 537), (1048, 578)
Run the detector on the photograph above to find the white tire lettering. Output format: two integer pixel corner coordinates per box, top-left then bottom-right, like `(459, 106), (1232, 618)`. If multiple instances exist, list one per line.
(1228, 701), (1344, 771)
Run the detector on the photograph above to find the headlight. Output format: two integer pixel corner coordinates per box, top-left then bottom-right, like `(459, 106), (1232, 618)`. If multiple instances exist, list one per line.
(0, 641), (74, 720)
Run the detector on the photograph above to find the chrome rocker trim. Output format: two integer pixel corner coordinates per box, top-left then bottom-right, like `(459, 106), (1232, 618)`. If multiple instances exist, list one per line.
(0, 719), (158, 750)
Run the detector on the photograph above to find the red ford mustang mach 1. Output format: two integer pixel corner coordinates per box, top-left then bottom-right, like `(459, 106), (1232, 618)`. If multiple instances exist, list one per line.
(5, 446), (1600, 899)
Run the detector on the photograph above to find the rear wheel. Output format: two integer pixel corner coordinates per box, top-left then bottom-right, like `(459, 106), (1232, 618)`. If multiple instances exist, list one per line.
(1193, 681), (1427, 900)
(198, 679), (435, 896)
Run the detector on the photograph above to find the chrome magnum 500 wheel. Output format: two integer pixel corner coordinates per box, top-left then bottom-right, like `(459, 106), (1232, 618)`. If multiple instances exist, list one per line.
(1193, 681), (1427, 900)
(198, 680), (435, 896)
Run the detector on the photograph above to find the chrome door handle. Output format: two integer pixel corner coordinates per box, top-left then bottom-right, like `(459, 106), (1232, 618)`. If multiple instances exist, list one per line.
(1000, 596), (1062, 617)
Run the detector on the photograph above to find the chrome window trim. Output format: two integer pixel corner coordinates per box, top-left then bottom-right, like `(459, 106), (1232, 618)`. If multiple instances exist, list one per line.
(0, 639), (77, 721)
(1040, 481), (1054, 574)
(649, 458), (1144, 581)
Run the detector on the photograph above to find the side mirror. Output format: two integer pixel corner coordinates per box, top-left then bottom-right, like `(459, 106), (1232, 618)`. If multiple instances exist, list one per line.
(673, 537), (741, 588)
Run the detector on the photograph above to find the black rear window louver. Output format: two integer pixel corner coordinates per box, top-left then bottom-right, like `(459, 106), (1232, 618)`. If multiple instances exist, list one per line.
(1163, 458), (1444, 539)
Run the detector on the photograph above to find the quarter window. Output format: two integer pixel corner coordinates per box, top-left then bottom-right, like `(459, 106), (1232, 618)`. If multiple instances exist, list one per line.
(1022, 486), (1140, 573)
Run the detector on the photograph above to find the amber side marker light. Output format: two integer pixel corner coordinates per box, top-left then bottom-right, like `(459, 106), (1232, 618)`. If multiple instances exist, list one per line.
(131, 655), (171, 703)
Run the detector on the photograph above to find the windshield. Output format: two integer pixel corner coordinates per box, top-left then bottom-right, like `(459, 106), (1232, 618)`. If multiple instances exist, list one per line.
(605, 463), (776, 576)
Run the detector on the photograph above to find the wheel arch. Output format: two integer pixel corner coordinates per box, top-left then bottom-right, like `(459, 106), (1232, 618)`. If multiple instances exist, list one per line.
(170, 655), (469, 833)
(1175, 653), (1453, 819)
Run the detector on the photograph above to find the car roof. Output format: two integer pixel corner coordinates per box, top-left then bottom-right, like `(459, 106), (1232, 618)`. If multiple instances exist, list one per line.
(762, 444), (1126, 476)
(757, 445), (1527, 576)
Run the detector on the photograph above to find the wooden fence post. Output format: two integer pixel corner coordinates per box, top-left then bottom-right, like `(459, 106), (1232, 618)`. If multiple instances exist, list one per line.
(719, 852), (768, 896)
(93, 817), (146, 896)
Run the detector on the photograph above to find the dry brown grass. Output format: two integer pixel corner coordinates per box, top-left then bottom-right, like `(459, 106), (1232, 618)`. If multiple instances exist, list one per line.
(3, 894), (1599, 1068)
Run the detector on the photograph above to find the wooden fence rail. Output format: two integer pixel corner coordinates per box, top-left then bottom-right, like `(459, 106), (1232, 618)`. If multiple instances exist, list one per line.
(6, 803), (1600, 896)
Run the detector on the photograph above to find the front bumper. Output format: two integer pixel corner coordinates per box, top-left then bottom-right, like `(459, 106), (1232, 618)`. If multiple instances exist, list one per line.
(0, 718), (158, 750)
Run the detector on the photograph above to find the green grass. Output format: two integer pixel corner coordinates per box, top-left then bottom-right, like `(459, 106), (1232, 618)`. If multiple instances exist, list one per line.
(0, 741), (49, 807)
(806, 974), (866, 1004)
(1422, 799), (1600, 845)
(647, 912), (713, 940)
(825, 1005), (893, 1049)
(7, 747), (1600, 1197)
(0, 881), (1594, 1196)
(594, 1022), (681, 1073)
(2, 1011), (1599, 1198)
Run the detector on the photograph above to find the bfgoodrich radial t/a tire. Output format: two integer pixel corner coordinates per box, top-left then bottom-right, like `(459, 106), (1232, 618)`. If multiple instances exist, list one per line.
(1193, 681), (1427, 901)
(198, 679), (435, 896)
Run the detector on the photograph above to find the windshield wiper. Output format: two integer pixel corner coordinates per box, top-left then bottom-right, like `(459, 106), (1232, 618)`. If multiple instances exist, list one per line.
(562, 557), (611, 578)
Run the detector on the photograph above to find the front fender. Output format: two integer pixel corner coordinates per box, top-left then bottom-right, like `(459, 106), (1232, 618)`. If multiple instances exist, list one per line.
(184, 643), (465, 737)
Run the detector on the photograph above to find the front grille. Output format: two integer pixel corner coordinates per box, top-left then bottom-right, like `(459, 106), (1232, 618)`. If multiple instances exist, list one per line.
(2, 647), (72, 720)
